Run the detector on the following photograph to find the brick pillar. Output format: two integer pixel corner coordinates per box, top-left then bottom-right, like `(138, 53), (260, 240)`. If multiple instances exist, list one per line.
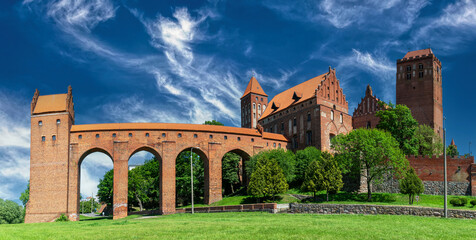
(113, 142), (128, 220)
(67, 143), (80, 221)
(471, 164), (476, 197)
(205, 142), (222, 204)
(160, 141), (176, 215)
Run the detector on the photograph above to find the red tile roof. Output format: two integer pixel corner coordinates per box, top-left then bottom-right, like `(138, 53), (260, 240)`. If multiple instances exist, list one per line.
(32, 94), (68, 114)
(403, 48), (433, 59)
(70, 123), (288, 141)
(260, 73), (326, 119)
(241, 76), (267, 99)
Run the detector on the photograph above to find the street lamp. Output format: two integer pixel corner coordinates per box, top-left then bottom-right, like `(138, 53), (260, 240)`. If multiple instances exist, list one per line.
(443, 116), (447, 218)
(190, 147), (200, 214)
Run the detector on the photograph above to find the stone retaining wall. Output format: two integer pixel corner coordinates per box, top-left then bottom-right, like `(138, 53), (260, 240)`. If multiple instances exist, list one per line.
(288, 203), (476, 219)
(372, 178), (471, 196)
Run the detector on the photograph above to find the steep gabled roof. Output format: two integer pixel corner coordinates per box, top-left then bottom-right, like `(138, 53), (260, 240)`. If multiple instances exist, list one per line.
(260, 73), (326, 119)
(241, 76), (267, 99)
(403, 48), (433, 59)
(32, 94), (68, 115)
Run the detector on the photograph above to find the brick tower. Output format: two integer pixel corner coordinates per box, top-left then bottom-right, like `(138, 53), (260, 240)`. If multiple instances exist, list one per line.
(241, 76), (268, 128)
(25, 86), (75, 223)
(396, 48), (443, 138)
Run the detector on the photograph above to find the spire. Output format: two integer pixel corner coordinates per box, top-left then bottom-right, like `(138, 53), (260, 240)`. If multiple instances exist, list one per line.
(241, 76), (268, 99)
(450, 139), (456, 149)
(365, 84), (373, 97)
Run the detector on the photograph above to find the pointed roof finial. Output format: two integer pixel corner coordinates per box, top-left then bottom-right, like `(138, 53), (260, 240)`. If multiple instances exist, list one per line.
(365, 84), (373, 96)
(241, 75), (268, 99)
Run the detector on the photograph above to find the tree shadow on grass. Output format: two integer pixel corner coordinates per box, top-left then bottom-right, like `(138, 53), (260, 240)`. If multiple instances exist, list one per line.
(302, 192), (397, 204)
(80, 216), (113, 221)
(240, 196), (283, 204)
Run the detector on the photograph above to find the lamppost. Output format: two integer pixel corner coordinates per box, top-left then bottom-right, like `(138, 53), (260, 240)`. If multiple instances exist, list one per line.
(443, 116), (447, 218)
(190, 147), (200, 214)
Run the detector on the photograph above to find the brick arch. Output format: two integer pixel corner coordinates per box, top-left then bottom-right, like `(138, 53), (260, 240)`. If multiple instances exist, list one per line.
(78, 147), (114, 165)
(127, 146), (162, 163)
(219, 148), (252, 196)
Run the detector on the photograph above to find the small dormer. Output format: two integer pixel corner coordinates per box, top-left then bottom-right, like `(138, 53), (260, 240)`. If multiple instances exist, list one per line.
(292, 91), (302, 102)
(271, 102), (280, 111)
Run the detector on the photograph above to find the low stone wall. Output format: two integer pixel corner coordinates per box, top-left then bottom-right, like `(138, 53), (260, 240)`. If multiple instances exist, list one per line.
(372, 178), (471, 196)
(177, 203), (277, 213)
(288, 203), (476, 219)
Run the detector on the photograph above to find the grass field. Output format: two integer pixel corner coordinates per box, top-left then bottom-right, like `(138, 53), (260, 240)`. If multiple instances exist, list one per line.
(0, 212), (474, 239)
(176, 190), (476, 211)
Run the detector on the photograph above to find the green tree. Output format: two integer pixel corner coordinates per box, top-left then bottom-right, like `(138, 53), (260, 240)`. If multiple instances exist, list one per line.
(301, 152), (343, 201)
(376, 103), (418, 155)
(399, 168), (424, 205)
(247, 149), (295, 184)
(446, 144), (459, 157)
(0, 199), (23, 224)
(247, 156), (288, 201)
(204, 120), (224, 126)
(175, 151), (204, 207)
(301, 160), (320, 201)
(332, 128), (409, 201)
(294, 147), (321, 186)
(97, 169), (114, 206)
(20, 181), (29, 207)
(222, 153), (241, 195)
(414, 125), (443, 156)
(128, 158), (160, 211)
(317, 152), (343, 201)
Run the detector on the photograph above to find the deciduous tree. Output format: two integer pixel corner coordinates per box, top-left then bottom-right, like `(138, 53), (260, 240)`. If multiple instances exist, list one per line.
(376, 103), (418, 156)
(295, 147), (321, 186)
(332, 128), (409, 201)
(446, 145), (459, 157)
(414, 125), (443, 156)
(0, 199), (23, 224)
(247, 149), (295, 184)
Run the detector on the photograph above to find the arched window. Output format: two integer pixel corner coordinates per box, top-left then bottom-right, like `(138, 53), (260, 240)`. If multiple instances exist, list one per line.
(263, 105), (266, 112)
(340, 113), (343, 123)
(253, 103), (256, 110)
(331, 110), (334, 121)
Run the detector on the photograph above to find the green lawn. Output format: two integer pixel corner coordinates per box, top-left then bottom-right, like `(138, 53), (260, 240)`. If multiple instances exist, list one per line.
(175, 190), (476, 211)
(0, 212), (474, 239)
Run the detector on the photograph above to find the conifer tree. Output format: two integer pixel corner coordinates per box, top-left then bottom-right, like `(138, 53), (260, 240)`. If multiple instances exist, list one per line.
(399, 168), (424, 205)
(248, 156), (288, 201)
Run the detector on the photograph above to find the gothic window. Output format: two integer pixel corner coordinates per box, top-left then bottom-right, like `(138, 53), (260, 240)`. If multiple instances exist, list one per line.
(281, 122), (284, 131)
(253, 103), (255, 110)
(258, 104), (261, 112)
(331, 110), (334, 121)
(293, 118), (297, 126)
(407, 65), (411, 71)
(293, 136), (298, 149)
(329, 134), (335, 143)
(419, 72), (423, 78)
(38, 121), (42, 126)
(52, 135), (56, 141)
(41, 136), (45, 142)
(307, 112), (311, 122)
(419, 64), (423, 69)
(407, 73), (411, 80)
(306, 131), (312, 146)
(340, 113), (343, 123)
(253, 113), (256, 119)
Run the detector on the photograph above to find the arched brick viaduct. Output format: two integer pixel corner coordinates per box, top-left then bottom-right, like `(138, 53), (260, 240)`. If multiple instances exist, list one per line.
(25, 88), (288, 223)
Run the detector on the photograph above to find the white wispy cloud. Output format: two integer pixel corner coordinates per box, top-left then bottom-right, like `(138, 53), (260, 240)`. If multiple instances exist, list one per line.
(264, 0), (428, 33)
(80, 152), (113, 198)
(411, 0), (476, 53)
(0, 90), (31, 201)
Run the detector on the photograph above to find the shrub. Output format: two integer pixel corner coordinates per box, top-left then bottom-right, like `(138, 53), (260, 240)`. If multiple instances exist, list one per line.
(0, 199), (23, 224)
(449, 197), (468, 207)
(399, 168), (424, 205)
(247, 156), (288, 201)
(470, 199), (476, 207)
(55, 213), (69, 222)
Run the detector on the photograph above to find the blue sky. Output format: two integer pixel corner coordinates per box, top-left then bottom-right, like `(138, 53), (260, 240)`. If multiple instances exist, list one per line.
(1, 0), (475, 203)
